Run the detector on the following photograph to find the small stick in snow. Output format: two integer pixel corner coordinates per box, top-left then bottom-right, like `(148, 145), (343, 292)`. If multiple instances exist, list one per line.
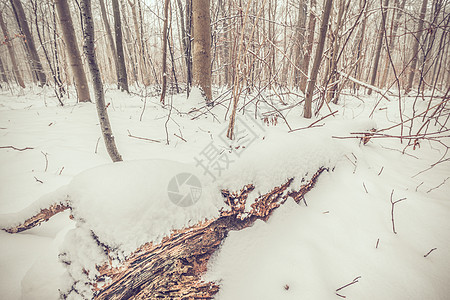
(335, 276), (361, 298)
(34, 176), (44, 184)
(59, 167), (65, 175)
(0, 146), (34, 151)
(41, 151), (48, 172)
(173, 133), (187, 142)
(376, 238), (380, 249)
(424, 248), (437, 258)
(390, 190), (407, 234)
(415, 182), (424, 192)
(426, 177), (450, 193)
(378, 167), (384, 176)
(127, 130), (161, 143)
(95, 137), (101, 154)
(363, 182), (368, 193)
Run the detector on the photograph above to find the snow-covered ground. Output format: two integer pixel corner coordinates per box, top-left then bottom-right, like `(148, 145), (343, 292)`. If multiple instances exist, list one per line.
(0, 86), (448, 299)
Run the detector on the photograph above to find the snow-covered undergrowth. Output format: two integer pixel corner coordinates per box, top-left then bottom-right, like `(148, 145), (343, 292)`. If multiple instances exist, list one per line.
(0, 86), (448, 299)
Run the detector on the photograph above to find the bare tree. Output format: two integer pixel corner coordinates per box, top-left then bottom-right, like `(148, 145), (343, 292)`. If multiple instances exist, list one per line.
(304, 0), (333, 118)
(192, 0), (212, 102)
(367, 0), (389, 95)
(405, 0), (429, 93)
(0, 10), (25, 88)
(299, 0), (316, 93)
(10, 0), (46, 86)
(55, 0), (90, 102)
(80, 0), (122, 162)
(112, 0), (129, 92)
(99, 0), (119, 85)
(160, 0), (170, 104)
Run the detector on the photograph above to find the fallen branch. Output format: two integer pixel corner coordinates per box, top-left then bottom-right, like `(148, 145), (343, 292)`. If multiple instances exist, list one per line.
(390, 190), (406, 234)
(127, 130), (161, 143)
(3, 202), (70, 233)
(336, 276), (361, 298)
(0, 146), (34, 151)
(424, 248), (437, 258)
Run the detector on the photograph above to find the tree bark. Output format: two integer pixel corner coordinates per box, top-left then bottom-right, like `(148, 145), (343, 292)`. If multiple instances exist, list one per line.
(81, 0), (122, 162)
(160, 0), (170, 104)
(294, 1), (307, 86)
(0, 10), (25, 88)
(367, 0), (389, 95)
(192, 0), (212, 102)
(405, 0), (428, 93)
(111, 0), (129, 92)
(99, 0), (119, 86)
(304, 0), (333, 118)
(10, 0), (47, 86)
(55, 0), (90, 102)
(299, 0), (316, 93)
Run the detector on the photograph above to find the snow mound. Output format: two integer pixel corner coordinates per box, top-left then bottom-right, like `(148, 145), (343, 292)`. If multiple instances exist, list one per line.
(67, 159), (221, 255)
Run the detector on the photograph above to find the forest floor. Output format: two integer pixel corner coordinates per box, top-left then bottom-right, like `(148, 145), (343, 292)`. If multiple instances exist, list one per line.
(0, 85), (449, 299)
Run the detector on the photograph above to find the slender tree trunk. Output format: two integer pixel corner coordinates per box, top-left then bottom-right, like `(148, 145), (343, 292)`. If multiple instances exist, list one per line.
(99, 0), (119, 85)
(368, 0), (389, 95)
(10, 0), (47, 86)
(0, 11), (25, 88)
(186, 0), (193, 94)
(299, 0), (316, 93)
(80, 0), (122, 162)
(294, 1), (307, 86)
(0, 56), (7, 84)
(304, 0), (333, 118)
(405, 0), (428, 93)
(380, 0), (406, 88)
(112, 0), (129, 92)
(160, 0), (170, 104)
(192, 0), (212, 102)
(55, 0), (90, 102)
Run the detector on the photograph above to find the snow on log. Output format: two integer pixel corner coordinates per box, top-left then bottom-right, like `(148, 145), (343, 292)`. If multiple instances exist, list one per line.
(92, 168), (327, 299)
(3, 202), (70, 233)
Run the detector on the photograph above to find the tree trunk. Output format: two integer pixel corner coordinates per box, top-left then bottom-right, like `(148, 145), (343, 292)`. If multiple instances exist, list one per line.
(0, 56), (7, 84)
(99, 0), (119, 86)
(55, 0), (90, 102)
(299, 0), (316, 93)
(294, 1), (307, 86)
(192, 0), (212, 102)
(304, 0), (333, 118)
(380, 0), (406, 88)
(405, 0), (428, 94)
(81, 0), (122, 162)
(111, 0), (129, 92)
(160, 0), (170, 104)
(10, 0), (47, 86)
(367, 0), (389, 95)
(0, 10), (25, 88)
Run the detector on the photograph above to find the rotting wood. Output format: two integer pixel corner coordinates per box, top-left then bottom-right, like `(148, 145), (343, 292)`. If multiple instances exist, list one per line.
(3, 202), (69, 234)
(93, 167), (327, 299)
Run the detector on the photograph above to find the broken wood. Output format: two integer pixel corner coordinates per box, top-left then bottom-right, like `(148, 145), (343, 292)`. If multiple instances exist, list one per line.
(3, 202), (69, 234)
(93, 168), (327, 299)
(2, 167), (327, 299)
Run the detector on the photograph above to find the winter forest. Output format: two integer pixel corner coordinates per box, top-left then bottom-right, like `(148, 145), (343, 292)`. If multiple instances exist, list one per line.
(0, 0), (449, 299)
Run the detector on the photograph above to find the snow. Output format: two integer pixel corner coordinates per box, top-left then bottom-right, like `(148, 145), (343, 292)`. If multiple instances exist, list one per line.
(0, 86), (449, 299)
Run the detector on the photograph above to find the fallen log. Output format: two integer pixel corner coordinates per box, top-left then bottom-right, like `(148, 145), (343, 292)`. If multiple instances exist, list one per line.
(93, 168), (327, 299)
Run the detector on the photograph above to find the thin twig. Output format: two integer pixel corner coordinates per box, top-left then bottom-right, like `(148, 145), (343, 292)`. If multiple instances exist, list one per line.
(378, 167), (384, 176)
(424, 248), (437, 258)
(289, 110), (338, 133)
(34, 176), (43, 184)
(0, 146), (34, 151)
(41, 151), (48, 172)
(173, 133), (187, 142)
(426, 177), (450, 193)
(336, 276), (361, 297)
(127, 130), (161, 143)
(376, 238), (380, 249)
(95, 137), (101, 154)
(363, 182), (368, 193)
(390, 190), (407, 234)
